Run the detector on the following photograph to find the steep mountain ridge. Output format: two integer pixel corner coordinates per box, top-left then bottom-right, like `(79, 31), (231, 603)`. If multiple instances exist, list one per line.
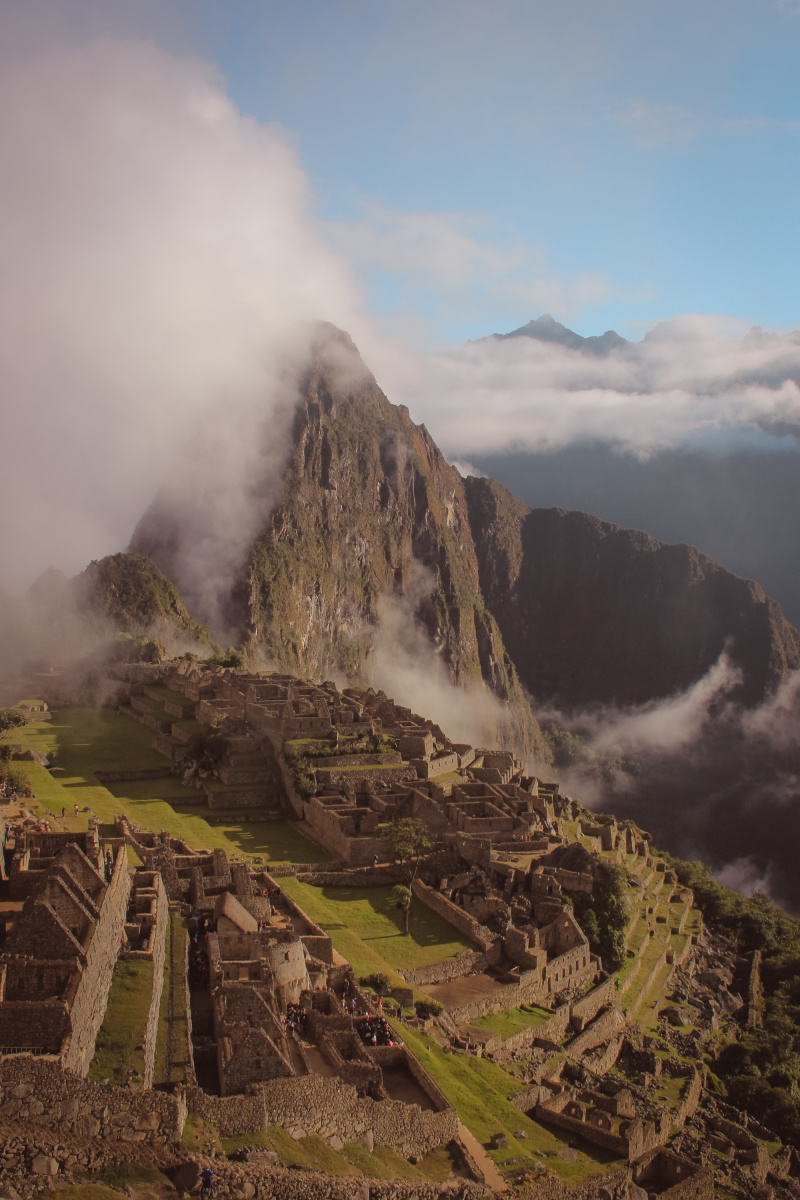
(130, 324), (800, 726)
(132, 327), (546, 755)
(465, 476), (800, 708)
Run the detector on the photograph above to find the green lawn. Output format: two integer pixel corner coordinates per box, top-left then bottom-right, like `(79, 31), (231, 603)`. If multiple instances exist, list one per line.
(397, 1023), (624, 1185)
(88, 958), (155, 1086)
(153, 915), (192, 1086)
(280, 878), (475, 976)
(471, 1003), (552, 1040)
(8, 707), (328, 864)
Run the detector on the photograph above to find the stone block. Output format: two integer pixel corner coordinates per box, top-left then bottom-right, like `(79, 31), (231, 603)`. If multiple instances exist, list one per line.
(135, 1111), (161, 1131)
(490, 1133), (508, 1149)
(31, 1156), (59, 1176)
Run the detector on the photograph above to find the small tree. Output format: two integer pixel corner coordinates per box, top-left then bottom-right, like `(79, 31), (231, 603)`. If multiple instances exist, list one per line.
(414, 998), (444, 1020)
(0, 709), (25, 740)
(393, 884), (412, 934)
(383, 817), (431, 883)
(361, 972), (392, 996)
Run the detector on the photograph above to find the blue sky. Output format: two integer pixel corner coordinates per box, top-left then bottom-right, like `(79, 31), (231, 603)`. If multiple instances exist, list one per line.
(5, 0), (799, 343)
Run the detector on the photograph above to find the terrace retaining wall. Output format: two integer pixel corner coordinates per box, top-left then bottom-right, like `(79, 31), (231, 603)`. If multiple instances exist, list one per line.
(0, 1056), (185, 1143)
(186, 1076), (457, 1157)
(411, 879), (493, 951)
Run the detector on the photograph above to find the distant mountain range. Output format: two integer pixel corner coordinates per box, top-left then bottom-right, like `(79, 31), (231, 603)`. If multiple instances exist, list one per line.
(485, 313), (628, 356)
(471, 314), (800, 629)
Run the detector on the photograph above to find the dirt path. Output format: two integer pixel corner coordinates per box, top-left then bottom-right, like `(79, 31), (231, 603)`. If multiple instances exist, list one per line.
(457, 1120), (508, 1194)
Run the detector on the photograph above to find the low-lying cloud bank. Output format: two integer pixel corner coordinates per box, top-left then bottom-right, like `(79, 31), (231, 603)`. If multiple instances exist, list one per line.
(377, 317), (800, 462)
(540, 655), (800, 915)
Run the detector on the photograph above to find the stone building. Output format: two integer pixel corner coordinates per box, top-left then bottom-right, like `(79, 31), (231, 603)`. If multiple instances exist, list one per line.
(0, 837), (130, 1073)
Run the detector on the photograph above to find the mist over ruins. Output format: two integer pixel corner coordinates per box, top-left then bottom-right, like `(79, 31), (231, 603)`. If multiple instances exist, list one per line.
(3, 7), (800, 1199)
(1, 318), (800, 1200)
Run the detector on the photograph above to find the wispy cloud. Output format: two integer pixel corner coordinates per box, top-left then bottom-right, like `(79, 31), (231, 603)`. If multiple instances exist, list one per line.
(327, 203), (629, 333)
(613, 97), (800, 151)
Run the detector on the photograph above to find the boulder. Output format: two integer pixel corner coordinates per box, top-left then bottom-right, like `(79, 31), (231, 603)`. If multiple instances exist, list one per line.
(663, 1006), (692, 1027)
(31, 1156), (59, 1176)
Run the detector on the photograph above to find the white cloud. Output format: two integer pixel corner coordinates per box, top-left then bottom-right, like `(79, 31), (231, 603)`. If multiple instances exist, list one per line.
(0, 33), (364, 594)
(612, 97), (800, 151)
(369, 317), (800, 461)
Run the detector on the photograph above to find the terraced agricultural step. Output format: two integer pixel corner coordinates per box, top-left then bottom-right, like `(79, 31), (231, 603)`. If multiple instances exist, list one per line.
(634, 960), (674, 1026)
(627, 948), (669, 1021)
(204, 782), (274, 809)
(152, 734), (186, 761)
(121, 703), (173, 735)
(217, 762), (273, 785)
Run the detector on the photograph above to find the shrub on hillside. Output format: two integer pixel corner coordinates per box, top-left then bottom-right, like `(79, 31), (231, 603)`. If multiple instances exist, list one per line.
(360, 972), (392, 996)
(414, 999), (444, 1020)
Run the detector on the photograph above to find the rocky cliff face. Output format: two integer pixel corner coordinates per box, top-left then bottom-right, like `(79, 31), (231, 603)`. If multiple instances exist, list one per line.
(132, 327), (545, 754)
(130, 325), (800, 726)
(465, 476), (800, 708)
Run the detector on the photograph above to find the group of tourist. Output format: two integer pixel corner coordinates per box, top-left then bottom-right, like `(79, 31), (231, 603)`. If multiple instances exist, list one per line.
(189, 945), (210, 989)
(189, 916), (214, 988)
(356, 1014), (397, 1047)
(283, 1003), (308, 1036)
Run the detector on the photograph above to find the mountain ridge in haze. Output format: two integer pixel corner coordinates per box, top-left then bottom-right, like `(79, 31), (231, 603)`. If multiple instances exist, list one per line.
(486, 312), (628, 355)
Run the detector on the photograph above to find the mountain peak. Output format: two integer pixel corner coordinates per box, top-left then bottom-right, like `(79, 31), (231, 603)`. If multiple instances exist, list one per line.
(491, 314), (627, 356)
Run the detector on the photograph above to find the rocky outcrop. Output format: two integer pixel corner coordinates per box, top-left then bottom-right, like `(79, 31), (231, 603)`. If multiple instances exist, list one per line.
(76, 552), (214, 650)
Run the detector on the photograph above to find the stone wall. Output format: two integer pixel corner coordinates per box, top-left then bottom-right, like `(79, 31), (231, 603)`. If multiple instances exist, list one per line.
(131, 876), (168, 1089)
(185, 1087), (264, 1137)
(266, 880), (333, 966)
(266, 862), (346, 878)
(492, 980), (612, 1063)
(671, 1069), (703, 1133)
(187, 1075), (457, 1158)
(64, 846), (132, 1075)
(411, 879), (492, 950)
(564, 1006), (624, 1060)
(297, 866), (407, 888)
(0, 1055), (185, 1143)
(314, 766), (417, 791)
(570, 976), (616, 1027)
(584, 1033), (624, 1077)
(399, 954), (480, 988)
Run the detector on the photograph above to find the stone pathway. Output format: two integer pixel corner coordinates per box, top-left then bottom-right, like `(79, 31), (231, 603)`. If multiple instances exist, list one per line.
(457, 1120), (508, 1194)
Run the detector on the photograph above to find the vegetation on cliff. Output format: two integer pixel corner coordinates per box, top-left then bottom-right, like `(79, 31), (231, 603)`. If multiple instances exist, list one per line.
(665, 854), (800, 1147)
(76, 553), (214, 651)
(568, 862), (629, 970)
